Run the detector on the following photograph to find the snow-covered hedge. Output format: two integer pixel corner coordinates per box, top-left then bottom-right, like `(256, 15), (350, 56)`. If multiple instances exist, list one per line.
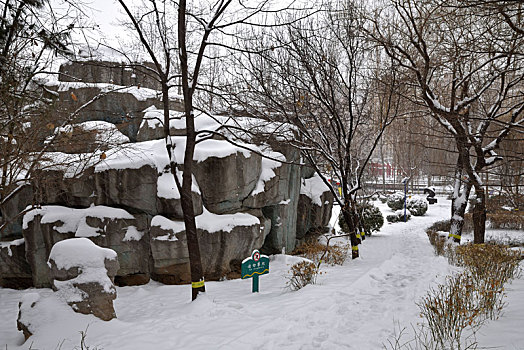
(386, 209), (411, 223)
(407, 196), (428, 216)
(338, 202), (384, 235)
(358, 202), (384, 234)
(387, 193), (428, 216)
(386, 192), (405, 210)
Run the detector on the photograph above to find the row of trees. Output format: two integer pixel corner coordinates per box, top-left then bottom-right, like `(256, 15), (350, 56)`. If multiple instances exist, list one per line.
(2, 0), (522, 300)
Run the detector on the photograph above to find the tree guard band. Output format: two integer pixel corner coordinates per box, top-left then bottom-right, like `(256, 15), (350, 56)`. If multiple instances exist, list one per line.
(352, 246), (359, 251)
(191, 280), (205, 288)
(448, 233), (461, 240)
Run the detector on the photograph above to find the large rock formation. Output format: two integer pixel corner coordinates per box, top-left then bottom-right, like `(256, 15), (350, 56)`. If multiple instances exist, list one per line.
(0, 60), (334, 289)
(150, 210), (270, 284)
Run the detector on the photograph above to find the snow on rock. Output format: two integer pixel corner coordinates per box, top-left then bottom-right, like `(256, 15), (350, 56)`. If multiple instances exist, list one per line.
(251, 150), (285, 196)
(300, 173), (331, 206)
(45, 81), (172, 102)
(0, 238), (24, 257)
(48, 238), (117, 271)
(48, 238), (119, 321)
(139, 107), (296, 142)
(94, 139), (168, 173)
(156, 170), (200, 199)
(95, 137), (252, 172)
(193, 139), (252, 162)
(197, 207), (260, 233)
(151, 207), (260, 235)
(16, 292), (42, 339)
(151, 215), (185, 237)
(23, 205), (134, 238)
(123, 227), (144, 242)
(75, 121), (130, 145)
(141, 106), (183, 129)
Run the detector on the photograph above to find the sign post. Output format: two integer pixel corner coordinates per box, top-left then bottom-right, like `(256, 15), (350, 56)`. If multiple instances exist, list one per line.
(402, 177), (411, 222)
(241, 250), (269, 293)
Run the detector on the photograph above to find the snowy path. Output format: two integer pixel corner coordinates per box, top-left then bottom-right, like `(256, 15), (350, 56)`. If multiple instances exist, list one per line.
(1, 198), (523, 349)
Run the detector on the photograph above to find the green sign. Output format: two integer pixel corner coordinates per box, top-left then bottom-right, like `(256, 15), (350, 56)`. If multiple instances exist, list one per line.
(241, 250), (269, 293)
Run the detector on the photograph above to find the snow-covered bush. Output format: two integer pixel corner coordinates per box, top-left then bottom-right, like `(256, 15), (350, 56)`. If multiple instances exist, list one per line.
(407, 196), (428, 216)
(387, 193), (428, 216)
(386, 209), (411, 223)
(358, 202), (384, 235)
(386, 192), (405, 210)
(338, 202), (383, 235)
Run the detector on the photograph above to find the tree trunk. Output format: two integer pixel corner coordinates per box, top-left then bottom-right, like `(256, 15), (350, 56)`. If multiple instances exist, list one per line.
(341, 203), (360, 259)
(449, 155), (472, 243)
(472, 186), (487, 244)
(178, 0), (205, 300)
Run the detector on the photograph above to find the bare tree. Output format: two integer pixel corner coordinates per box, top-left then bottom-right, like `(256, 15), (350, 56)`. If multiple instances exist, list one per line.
(230, 1), (403, 258)
(118, 0), (313, 300)
(369, 0), (524, 244)
(0, 0), (94, 235)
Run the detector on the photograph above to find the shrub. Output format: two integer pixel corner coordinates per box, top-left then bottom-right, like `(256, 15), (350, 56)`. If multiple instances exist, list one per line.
(427, 220), (451, 233)
(292, 239), (348, 266)
(386, 192), (405, 210)
(338, 211), (352, 234)
(415, 244), (522, 348)
(338, 202), (384, 235)
(358, 202), (384, 234)
(286, 261), (319, 290)
(487, 210), (524, 230)
(386, 209), (411, 223)
(455, 244), (522, 286)
(418, 272), (486, 349)
(426, 230), (448, 256)
(426, 220), (454, 256)
(407, 196), (428, 216)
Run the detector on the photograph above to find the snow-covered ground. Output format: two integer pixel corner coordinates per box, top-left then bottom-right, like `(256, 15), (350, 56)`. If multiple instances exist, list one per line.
(1, 198), (523, 349)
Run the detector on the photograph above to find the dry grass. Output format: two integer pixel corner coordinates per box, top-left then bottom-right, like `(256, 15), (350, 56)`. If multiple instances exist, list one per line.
(286, 261), (320, 291)
(455, 244), (522, 287)
(390, 230), (522, 349)
(417, 272), (485, 349)
(426, 220), (452, 256)
(292, 239), (349, 266)
(487, 210), (524, 230)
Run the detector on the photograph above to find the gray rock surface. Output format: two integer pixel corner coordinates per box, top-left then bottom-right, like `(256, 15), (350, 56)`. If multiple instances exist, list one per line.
(94, 165), (158, 214)
(193, 151), (262, 214)
(0, 184), (33, 240)
(59, 61), (162, 90)
(0, 239), (33, 288)
(259, 145), (302, 254)
(136, 116), (186, 142)
(87, 213), (151, 286)
(22, 207), (151, 287)
(34, 168), (96, 209)
(23, 214), (74, 288)
(296, 191), (334, 242)
(150, 211), (268, 284)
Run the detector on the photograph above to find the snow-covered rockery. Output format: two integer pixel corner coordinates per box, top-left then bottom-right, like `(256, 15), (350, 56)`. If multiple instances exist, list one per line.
(0, 60), (334, 289)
